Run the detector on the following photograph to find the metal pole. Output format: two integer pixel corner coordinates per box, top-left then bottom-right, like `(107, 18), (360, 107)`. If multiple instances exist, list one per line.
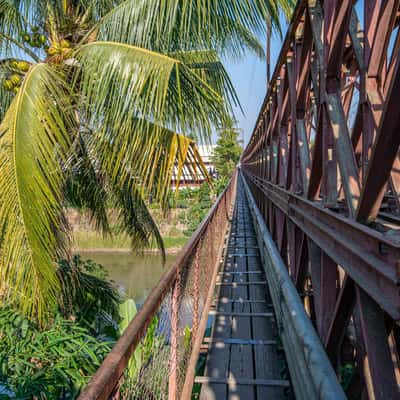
(266, 16), (271, 86)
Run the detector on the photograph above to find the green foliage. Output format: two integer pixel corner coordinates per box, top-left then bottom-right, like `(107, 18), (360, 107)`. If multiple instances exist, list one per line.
(97, 0), (292, 55)
(179, 183), (212, 236)
(215, 176), (230, 196)
(57, 255), (121, 339)
(118, 298), (164, 395)
(0, 0), (292, 325)
(0, 64), (75, 324)
(0, 256), (121, 398)
(119, 299), (141, 378)
(212, 118), (243, 181)
(184, 325), (192, 349)
(0, 307), (112, 399)
(159, 236), (187, 248)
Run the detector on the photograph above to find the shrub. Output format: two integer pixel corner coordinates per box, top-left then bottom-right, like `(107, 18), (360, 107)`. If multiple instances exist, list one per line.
(58, 255), (121, 339)
(0, 256), (121, 399)
(0, 308), (112, 399)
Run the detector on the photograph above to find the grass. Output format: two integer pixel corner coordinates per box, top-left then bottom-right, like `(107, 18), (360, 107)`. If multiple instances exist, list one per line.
(162, 236), (188, 248)
(72, 231), (188, 251)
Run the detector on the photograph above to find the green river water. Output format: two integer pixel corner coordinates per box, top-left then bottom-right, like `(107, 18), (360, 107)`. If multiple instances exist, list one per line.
(81, 252), (177, 307)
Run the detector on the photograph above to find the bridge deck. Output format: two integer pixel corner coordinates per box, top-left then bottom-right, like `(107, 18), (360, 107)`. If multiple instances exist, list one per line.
(196, 184), (290, 399)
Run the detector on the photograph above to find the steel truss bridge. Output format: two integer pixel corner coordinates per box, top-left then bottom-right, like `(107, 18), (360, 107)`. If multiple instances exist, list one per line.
(79, 0), (400, 399)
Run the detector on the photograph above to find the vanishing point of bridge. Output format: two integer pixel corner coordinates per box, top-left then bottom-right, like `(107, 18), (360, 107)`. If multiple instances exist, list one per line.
(80, 0), (400, 399)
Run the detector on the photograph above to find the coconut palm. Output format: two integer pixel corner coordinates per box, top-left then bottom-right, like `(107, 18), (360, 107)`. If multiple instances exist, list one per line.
(0, 0), (292, 324)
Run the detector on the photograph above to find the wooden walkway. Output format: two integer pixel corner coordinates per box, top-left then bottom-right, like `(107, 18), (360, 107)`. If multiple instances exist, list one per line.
(196, 185), (291, 399)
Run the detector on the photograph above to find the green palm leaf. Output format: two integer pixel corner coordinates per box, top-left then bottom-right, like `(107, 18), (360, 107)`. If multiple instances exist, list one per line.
(97, 0), (288, 56)
(171, 49), (240, 112)
(65, 132), (111, 235)
(87, 113), (209, 203)
(0, 0), (23, 53)
(73, 41), (221, 207)
(71, 119), (207, 253)
(74, 41), (224, 140)
(112, 183), (165, 257)
(0, 64), (75, 325)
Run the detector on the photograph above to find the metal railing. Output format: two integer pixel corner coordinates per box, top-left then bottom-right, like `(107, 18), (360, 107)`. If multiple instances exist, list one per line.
(241, 171), (346, 399)
(79, 171), (237, 400)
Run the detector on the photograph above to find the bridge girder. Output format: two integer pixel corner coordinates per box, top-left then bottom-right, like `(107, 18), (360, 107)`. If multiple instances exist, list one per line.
(242, 0), (400, 398)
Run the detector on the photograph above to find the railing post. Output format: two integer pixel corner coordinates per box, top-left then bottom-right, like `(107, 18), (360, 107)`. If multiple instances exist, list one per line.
(169, 273), (181, 400)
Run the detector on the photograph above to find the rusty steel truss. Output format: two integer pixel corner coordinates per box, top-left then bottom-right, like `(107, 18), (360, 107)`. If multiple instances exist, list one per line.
(241, 0), (400, 398)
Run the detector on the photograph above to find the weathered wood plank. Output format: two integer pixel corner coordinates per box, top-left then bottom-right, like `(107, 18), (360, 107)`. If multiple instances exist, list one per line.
(229, 235), (255, 400)
(195, 377), (289, 387)
(200, 191), (291, 399)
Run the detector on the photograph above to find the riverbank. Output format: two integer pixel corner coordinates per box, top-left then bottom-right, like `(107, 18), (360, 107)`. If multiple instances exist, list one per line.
(74, 246), (183, 254)
(72, 231), (187, 254)
(68, 185), (213, 254)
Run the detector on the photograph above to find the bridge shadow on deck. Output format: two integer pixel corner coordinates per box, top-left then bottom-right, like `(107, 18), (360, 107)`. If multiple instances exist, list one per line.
(195, 182), (292, 400)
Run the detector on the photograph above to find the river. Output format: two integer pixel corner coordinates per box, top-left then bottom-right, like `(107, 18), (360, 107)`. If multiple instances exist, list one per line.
(81, 251), (177, 307)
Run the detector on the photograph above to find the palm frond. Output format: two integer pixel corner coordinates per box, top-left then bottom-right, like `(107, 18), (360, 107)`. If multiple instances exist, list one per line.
(88, 114), (209, 206)
(78, 116), (208, 251)
(74, 41), (224, 142)
(171, 49), (240, 112)
(228, 24), (266, 59)
(112, 182), (165, 258)
(0, 0), (48, 56)
(0, 63), (75, 325)
(97, 0), (290, 56)
(75, 0), (118, 23)
(0, 0), (23, 53)
(65, 132), (110, 235)
(57, 255), (121, 329)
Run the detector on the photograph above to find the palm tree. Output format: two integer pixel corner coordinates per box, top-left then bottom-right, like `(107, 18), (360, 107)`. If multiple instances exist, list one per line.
(0, 0), (292, 324)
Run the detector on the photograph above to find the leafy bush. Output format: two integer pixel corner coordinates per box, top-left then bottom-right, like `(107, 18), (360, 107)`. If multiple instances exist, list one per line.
(0, 256), (122, 399)
(215, 176), (229, 196)
(175, 199), (188, 209)
(0, 308), (112, 399)
(119, 300), (167, 397)
(167, 226), (181, 237)
(58, 255), (121, 339)
(179, 183), (212, 236)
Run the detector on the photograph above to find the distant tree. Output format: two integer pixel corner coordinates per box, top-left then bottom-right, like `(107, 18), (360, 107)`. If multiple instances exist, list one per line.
(212, 118), (243, 181)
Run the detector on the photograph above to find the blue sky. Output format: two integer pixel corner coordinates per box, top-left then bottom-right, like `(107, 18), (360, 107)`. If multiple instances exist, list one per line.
(223, 23), (288, 146)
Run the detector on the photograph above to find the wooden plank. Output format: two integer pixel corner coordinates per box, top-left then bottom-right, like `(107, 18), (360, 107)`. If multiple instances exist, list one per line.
(227, 246), (259, 249)
(229, 237), (255, 400)
(200, 193), (291, 399)
(195, 377), (290, 387)
(218, 271), (263, 275)
(208, 311), (273, 317)
(215, 281), (267, 286)
(200, 209), (235, 400)
(203, 338), (277, 345)
(230, 235), (257, 238)
(227, 254), (259, 257)
(213, 298), (269, 305)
